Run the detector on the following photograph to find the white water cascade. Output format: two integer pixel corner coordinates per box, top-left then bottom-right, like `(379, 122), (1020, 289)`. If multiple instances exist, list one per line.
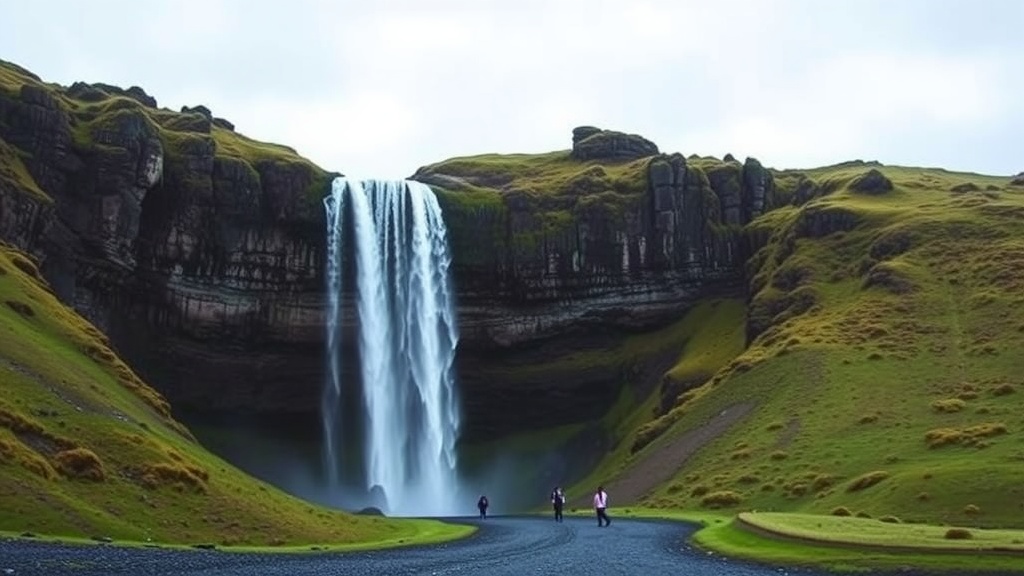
(322, 177), (461, 516)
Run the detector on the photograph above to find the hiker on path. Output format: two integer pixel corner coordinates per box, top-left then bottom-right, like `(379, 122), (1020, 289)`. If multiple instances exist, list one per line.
(477, 495), (489, 519)
(550, 486), (565, 522)
(593, 486), (610, 527)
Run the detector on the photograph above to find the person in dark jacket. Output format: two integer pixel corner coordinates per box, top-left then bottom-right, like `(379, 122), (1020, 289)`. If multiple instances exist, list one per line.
(550, 486), (565, 522)
(477, 495), (489, 519)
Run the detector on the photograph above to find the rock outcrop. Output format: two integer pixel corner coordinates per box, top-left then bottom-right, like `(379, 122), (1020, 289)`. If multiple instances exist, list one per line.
(570, 126), (659, 161)
(849, 168), (893, 194)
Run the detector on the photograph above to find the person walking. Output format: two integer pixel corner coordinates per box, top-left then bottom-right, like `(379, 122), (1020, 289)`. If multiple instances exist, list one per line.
(550, 486), (565, 522)
(593, 486), (610, 527)
(477, 495), (489, 519)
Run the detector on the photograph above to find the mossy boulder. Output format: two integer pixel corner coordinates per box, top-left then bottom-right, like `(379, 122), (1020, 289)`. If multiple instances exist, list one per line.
(570, 126), (659, 161)
(849, 168), (893, 194)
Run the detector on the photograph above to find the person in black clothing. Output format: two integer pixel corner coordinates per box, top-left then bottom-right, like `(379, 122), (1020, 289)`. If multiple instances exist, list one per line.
(477, 495), (489, 519)
(550, 486), (565, 522)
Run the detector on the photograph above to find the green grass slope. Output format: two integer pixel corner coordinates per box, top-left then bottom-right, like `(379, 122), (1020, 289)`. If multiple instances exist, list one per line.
(0, 243), (469, 547)
(605, 163), (1024, 528)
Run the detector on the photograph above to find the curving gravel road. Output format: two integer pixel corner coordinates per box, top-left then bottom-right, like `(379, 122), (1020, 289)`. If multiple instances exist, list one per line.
(0, 516), (836, 575)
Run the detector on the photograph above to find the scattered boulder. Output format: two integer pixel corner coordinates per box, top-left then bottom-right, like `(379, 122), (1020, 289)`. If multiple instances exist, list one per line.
(849, 168), (893, 194)
(67, 82), (109, 103)
(356, 506), (386, 516)
(950, 182), (980, 193)
(212, 117), (235, 131)
(570, 126), (659, 161)
(181, 105), (213, 120)
(1010, 172), (1024, 186)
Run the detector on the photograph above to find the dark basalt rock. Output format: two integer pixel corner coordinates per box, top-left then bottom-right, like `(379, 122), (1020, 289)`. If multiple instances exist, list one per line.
(67, 82), (158, 108)
(849, 168), (893, 194)
(181, 105), (213, 120)
(356, 506), (385, 516)
(794, 205), (860, 238)
(950, 182), (980, 193)
(212, 117), (235, 131)
(791, 175), (822, 206)
(570, 126), (659, 161)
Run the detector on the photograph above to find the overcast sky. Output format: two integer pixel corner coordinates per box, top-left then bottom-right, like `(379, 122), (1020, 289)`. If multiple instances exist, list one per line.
(2, 0), (1021, 178)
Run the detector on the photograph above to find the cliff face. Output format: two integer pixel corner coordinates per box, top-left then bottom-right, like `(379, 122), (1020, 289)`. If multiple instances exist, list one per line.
(0, 60), (773, 440)
(415, 127), (773, 349)
(0, 60), (332, 421)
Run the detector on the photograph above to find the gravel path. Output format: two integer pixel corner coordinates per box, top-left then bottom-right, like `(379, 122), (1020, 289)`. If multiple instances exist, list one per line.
(0, 516), (838, 576)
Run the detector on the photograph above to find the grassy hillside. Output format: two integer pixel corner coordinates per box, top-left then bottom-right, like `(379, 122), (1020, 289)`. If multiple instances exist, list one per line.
(602, 163), (1024, 527)
(0, 242), (468, 547)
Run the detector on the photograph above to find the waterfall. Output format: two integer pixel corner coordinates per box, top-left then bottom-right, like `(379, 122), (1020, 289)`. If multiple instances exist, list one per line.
(322, 177), (461, 516)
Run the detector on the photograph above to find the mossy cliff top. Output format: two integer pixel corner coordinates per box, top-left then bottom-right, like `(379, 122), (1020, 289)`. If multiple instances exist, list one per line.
(412, 127), (775, 297)
(413, 127), (771, 223)
(0, 58), (331, 212)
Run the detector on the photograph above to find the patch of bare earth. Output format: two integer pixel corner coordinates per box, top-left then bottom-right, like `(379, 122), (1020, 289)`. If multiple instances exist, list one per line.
(585, 402), (755, 505)
(773, 418), (801, 449)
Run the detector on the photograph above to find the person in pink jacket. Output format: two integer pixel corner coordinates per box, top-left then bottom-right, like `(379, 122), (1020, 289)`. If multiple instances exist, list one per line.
(593, 486), (611, 527)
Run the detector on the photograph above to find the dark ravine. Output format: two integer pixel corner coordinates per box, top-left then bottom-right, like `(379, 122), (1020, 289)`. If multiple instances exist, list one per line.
(0, 60), (774, 441)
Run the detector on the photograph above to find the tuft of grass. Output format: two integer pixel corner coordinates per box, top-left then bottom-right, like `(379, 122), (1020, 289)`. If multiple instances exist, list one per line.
(847, 471), (889, 492)
(930, 398), (966, 413)
(924, 423), (1007, 448)
(54, 448), (105, 482)
(945, 528), (973, 540)
(991, 383), (1015, 396)
(136, 462), (207, 493)
(701, 491), (743, 508)
(831, 506), (852, 516)
(811, 474), (835, 491)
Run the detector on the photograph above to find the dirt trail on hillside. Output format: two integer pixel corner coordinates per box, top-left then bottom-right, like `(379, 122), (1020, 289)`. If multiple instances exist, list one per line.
(576, 402), (755, 507)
